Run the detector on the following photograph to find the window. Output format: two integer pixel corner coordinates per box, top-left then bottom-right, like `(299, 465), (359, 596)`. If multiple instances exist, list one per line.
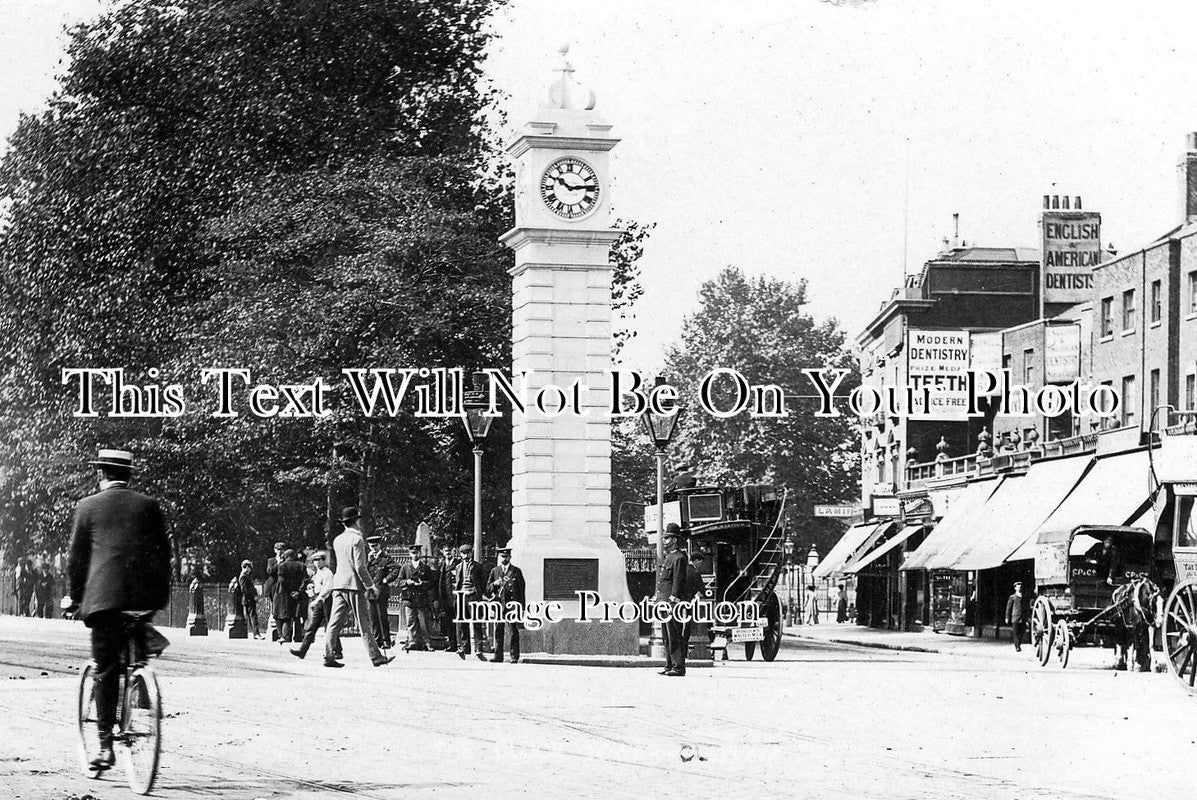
(1023, 349), (1035, 385)
(1150, 369), (1160, 421)
(1188, 374), (1196, 411)
(1151, 280), (1162, 324)
(1121, 375), (1136, 428)
(1122, 289), (1135, 332)
(1190, 271), (1197, 315)
(1099, 380), (1114, 431)
(1175, 497), (1197, 549)
(1100, 297), (1113, 337)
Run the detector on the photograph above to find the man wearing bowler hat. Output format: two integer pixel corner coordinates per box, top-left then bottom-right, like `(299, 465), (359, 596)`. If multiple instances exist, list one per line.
(324, 508), (393, 668)
(487, 547), (526, 663)
(65, 448), (171, 770)
(396, 545), (433, 650)
(656, 523), (690, 676)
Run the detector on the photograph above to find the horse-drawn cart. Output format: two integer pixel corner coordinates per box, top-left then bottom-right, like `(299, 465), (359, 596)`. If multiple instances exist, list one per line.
(1029, 525), (1157, 668)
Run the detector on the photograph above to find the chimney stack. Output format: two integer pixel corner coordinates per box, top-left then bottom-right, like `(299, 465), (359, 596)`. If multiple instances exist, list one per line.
(1184, 132), (1197, 224)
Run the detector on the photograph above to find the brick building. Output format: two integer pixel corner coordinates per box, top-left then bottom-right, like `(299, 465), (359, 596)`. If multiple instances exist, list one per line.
(823, 132), (1197, 637)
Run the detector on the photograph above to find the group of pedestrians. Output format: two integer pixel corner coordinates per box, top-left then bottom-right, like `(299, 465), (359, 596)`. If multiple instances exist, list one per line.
(10, 554), (61, 618)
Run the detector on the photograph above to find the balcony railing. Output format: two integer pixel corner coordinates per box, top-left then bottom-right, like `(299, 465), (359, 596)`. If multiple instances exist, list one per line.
(904, 454), (978, 489)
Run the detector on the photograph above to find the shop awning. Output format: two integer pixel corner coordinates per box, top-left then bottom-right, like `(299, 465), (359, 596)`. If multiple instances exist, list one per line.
(1007, 448), (1153, 562)
(843, 524), (923, 574)
(813, 520), (891, 579)
(949, 455), (1091, 571)
(901, 478), (1002, 571)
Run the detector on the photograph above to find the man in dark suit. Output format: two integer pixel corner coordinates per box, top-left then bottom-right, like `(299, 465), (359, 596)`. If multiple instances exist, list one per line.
(438, 544), (459, 651)
(397, 545), (433, 650)
(487, 547), (526, 663)
(366, 535), (398, 649)
(263, 541), (284, 641)
(66, 448), (171, 770)
(657, 524), (689, 676)
(275, 549), (306, 644)
(1005, 581), (1026, 652)
(454, 544), (488, 661)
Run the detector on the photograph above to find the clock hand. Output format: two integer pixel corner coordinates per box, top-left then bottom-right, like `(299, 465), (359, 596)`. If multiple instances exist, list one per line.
(554, 175), (591, 192)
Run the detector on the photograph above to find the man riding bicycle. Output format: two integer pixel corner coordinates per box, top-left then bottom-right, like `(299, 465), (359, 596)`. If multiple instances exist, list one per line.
(65, 449), (171, 770)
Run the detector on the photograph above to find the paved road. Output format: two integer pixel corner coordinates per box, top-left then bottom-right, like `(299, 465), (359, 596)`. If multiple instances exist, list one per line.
(0, 616), (1192, 800)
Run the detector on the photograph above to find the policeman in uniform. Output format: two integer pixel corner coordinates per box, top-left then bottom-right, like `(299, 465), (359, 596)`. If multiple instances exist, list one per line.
(396, 545), (434, 650)
(487, 547), (526, 663)
(366, 534), (398, 650)
(657, 523), (689, 676)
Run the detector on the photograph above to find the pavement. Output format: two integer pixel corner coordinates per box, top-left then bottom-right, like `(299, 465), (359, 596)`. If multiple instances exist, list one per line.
(0, 614), (1193, 800)
(787, 621), (1173, 670)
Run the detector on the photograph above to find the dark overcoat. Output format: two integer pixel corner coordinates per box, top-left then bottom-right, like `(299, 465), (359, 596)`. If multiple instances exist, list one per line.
(67, 485), (171, 624)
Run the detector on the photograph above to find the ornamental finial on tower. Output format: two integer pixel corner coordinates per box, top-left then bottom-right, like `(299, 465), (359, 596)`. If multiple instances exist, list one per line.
(547, 43), (596, 111)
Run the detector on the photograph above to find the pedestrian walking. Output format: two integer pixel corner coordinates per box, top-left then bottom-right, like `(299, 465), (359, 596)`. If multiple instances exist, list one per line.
(34, 561), (55, 618)
(236, 560), (263, 638)
(293, 552), (310, 641)
(397, 545), (433, 651)
(64, 448), (171, 771)
(274, 549), (306, 644)
(1005, 581), (1026, 652)
(324, 508), (393, 668)
(803, 585), (820, 625)
(487, 547), (526, 663)
(657, 525), (690, 676)
(15, 557), (34, 616)
(291, 550), (335, 660)
(438, 544), (459, 652)
(835, 583), (849, 623)
(454, 544), (487, 661)
(366, 534), (398, 650)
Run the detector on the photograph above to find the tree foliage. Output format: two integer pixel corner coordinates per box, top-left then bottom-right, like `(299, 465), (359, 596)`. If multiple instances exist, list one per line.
(662, 266), (860, 555)
(0, 0), (514, 572)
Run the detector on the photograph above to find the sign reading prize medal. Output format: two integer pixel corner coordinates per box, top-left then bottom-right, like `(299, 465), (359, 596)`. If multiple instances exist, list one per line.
(906, 330), (971, 420)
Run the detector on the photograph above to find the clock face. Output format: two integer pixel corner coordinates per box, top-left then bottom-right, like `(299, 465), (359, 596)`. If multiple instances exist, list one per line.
(540, 157), (600, 220)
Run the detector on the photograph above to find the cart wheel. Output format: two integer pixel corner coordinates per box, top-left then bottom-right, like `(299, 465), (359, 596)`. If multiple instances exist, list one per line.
(744, 641), (756, 660)
(1164, 580), (1197, 694)
(1054, 619), (1071, 669)
(1031, 597), (1053, 667)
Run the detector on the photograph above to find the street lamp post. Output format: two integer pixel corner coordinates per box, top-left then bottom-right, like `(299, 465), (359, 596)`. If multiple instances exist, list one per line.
(640, 376), (682, 659)
(460, 372), (494, 559)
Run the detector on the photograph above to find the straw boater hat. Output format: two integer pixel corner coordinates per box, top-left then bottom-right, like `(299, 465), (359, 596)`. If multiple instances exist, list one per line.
(88, 448), (134, 469)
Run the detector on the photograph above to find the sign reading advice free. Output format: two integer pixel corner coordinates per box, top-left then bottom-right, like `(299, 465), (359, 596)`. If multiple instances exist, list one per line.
(907, 329), (971, 419)
(1042, 211), (1102, 305)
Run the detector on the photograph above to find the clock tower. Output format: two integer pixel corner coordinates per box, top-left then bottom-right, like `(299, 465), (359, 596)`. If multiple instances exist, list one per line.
(499, 46), (637, 655)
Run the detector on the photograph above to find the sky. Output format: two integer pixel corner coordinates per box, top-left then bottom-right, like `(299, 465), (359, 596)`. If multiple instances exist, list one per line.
(5, 0), (1197, 372)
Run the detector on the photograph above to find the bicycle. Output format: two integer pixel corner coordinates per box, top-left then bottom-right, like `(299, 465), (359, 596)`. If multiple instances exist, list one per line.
(75, 611), (162, 795)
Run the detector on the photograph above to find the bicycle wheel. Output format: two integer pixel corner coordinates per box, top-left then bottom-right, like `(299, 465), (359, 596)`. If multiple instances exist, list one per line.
(76, 663), (103, 777)
(118, 665), (161, 795)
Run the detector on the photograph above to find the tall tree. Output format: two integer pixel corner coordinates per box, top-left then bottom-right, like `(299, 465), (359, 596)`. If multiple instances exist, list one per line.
(0, 0), (512, 568)
(662, 266), (860, 555)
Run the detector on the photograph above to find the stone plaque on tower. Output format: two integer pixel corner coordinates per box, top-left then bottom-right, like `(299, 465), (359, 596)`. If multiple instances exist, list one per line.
(499, 46), (637, 655)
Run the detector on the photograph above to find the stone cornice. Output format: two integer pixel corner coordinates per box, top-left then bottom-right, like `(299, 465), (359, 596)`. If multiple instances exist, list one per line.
(500, 226), (623, 252)
(506, 135), (620, 157)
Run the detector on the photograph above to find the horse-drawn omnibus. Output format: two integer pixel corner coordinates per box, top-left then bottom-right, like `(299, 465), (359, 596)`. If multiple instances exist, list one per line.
(646, 483), (788, 661)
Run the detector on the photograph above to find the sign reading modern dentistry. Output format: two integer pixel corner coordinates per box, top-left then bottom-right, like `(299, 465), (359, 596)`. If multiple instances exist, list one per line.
(1045, 323), (1081, 383)
(1042, 208), (1102, 306)
(907, 329), (971, 419)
